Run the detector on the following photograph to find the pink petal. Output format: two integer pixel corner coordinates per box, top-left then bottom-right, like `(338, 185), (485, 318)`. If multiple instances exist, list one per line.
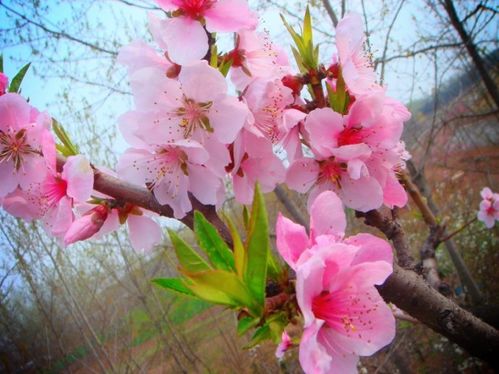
(164, 17), (208, 65)
(332, 143), (371, 161)
(304, 108), (343, 159)
(310, 190), (346, 240)
(127, 214), (162, 252)
(296, 254), (326, 326)
(0, 93), (31, 131)
(62, 155), (94, 202)
(188, 164), (222, 205)
(382, 172), (407, 208)
(299, 319), (334, 374)
(276, 213), (309, 269)
(209, 96), (249, 144)
(204, 0), (258, 32)
(345, 233), (393, 266)
(0, 161), (19, 197)
(179, 61), (227, 103)
(339, 175), (383, 212)
(286, 158), (319, 193)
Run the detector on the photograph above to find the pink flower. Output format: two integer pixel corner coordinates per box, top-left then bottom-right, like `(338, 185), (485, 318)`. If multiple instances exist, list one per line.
(117, 139), (223, 218)
(118, 40), (173, 75)
(0, 72), (8, 95)
(276, 191), (395, 374)
(229, 30), (290, 90)
(243, 78), (294, 142)
(275, 331), (293, 360)
(477, 187), (499, 228)
(336, 13), (378, 96)
(64, 204), (109, 246)
(286, 99), (410, 212)
(155, 0), (258, 65)
(125, 61), (249, 147)
(229, 130), (285, 204)
(0, 93), (55, 197)
(41, 155), (94, 237)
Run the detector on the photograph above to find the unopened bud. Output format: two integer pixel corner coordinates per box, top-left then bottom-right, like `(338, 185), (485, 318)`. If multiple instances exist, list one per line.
(327, 63), (340, 79)
(281, 75), (303, 96)
(64, 204), (108, 246)
(275, 331), (292, 360)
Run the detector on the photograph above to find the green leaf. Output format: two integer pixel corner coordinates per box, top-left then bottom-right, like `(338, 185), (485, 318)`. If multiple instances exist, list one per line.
(237, 316), (260, 336)
(210, 43), (218, 68)
(244, 184), (269, 310)
(0, 55), (3, 73)
(242, 206), (250, 231)
(194, 211), (235, 272)
(267, 312), (288, 343)
(152, 278), (195, 296)
(222, 213), (245, 278)
(8, 62), (30, 93)
(168, 229), (211, 273)
(52, 119), (80, 156)
(245, 324), (271, 348)
(328, 68), (348, 114)
(184, 269), (261, 315)
(218, 57), (233, 77)
(302, 6), (313, 47)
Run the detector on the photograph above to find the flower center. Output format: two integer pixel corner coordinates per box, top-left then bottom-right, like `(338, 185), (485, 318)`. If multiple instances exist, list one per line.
(337, 126), (365, 147)
(0, 128), (39, 170)
(312, 291), (357, 332)
(318, 159), (345, 187)
(42, 175), (68, 206)
(176, 0), (215, 20)
(176, 98), (213, 138)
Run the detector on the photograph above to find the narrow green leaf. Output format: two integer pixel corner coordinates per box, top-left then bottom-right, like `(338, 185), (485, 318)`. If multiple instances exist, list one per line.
(237, 316), (260, 336)
(168, 229), (211, 273)
(302, 6), (313, 47)
(222, 213), (245, 278)
(280, 14), (305, 53)
(267, 312), (288, 343)
(245, 324), (271, 348)
(210, 44), (218, 68)
(242, 206), (250, 231)
(184, 269), (261, 315)
(194, 211), (234, 272)
(8, 62), (30, 93)
(244, 184), (269, 310)
(218, 58), (233, 77)
(0, 55), (3, 73)
(152, 278), (195, 296)
(52, 119), (79, 155)
(328, 68), (348, 114)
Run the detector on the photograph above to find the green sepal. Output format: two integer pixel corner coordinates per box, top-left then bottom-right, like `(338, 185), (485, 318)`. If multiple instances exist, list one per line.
(152, 278), (195, 297)
(194, 211), (235, 272)
(244, 184), (269, 309)
(168, 229), (211, 273)
(8, 62), (30, 93)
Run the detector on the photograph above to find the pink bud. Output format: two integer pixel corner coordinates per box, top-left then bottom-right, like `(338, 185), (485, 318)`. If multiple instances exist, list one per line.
(0, 72), (8, 95)
(64, 205), (108, 246)
(275, 331), (292, 360)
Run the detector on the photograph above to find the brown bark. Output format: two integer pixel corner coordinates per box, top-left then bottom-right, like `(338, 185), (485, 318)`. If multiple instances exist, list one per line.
(379, 265), (499, 369)
(420, 225), (451, 296)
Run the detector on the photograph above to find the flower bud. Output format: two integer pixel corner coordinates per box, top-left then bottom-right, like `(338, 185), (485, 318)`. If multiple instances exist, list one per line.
(64, 204), (108, 246)
(281, 75), (303, 96)
(275, 331), (292, 360)
(0, 72), (8, 96)
(166, 63), (181, 79)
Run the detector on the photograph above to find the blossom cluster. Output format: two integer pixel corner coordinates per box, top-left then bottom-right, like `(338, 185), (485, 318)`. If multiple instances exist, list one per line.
(116, 3), (411, 220)
(477, 187), (499, 228)
(0, 87), (161, 251)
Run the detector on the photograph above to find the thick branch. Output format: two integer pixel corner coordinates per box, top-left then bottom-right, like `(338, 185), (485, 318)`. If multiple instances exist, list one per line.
(379, 265), (499, 369)
(420, 225), (451, 296)
(56, 154), (231, 243)
(356, 210), (415, 269)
